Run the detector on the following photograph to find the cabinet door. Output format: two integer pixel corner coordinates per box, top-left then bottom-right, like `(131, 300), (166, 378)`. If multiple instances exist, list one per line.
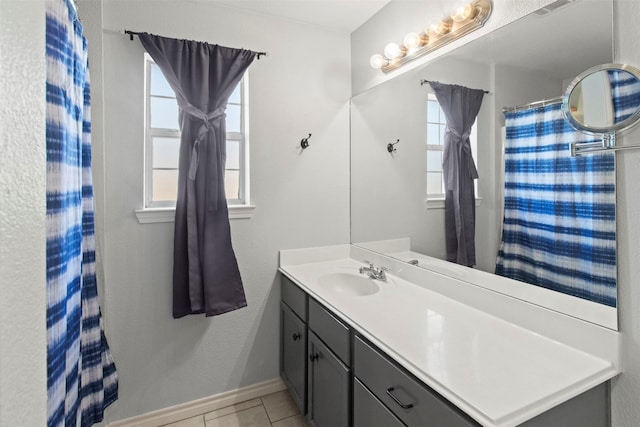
(307, 332), (350, 427)
(281, 302), (307, 414)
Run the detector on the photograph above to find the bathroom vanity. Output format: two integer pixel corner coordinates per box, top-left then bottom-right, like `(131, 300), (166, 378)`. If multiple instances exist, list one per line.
(279, 244), (620, 427)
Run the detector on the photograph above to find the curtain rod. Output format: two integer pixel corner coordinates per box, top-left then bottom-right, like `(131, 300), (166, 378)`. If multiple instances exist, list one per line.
(123, 30), (267, 59)
(420, 79), (490, 94)
(502, 96), (563, 113)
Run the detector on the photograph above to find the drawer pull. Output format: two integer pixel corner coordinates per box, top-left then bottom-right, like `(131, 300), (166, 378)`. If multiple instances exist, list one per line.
(386, 387), (414, 409)
(309, 353), (320, 362)
(292, 333), (301, 341)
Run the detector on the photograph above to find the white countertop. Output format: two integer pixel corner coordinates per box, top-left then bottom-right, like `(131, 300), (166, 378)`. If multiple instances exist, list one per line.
(279, 250), (619, 427)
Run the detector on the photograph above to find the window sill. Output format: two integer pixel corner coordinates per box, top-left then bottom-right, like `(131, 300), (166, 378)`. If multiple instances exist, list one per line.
(425, 197), (483, 210)
(135, 205), (256, 224)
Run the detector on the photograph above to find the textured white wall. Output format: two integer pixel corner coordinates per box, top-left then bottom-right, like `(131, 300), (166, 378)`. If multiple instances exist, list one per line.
(0, 1), (47, 425)
(89, 1), (351, 422)
(611, 1), (640, 425)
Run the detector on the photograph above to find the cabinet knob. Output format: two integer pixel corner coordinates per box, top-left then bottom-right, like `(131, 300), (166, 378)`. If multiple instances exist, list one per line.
(386, 387), (415, 409)
(309, 353), (320, 362)
(292, 333), (301, 341)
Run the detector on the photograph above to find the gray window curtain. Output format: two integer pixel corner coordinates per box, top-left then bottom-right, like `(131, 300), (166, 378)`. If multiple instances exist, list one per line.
(430, 82), (484, 267)
(138, 34), (257, 318)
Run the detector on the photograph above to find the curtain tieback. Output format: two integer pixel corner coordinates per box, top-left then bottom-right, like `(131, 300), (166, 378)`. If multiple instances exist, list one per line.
(447, 128), (479, 179)
(187, 106), (227, 181)
(461, 142), (479, 179)
(446, 128), (472, 140)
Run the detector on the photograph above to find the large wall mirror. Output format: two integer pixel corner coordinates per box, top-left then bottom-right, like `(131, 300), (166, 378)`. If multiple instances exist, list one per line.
(350, 0), (618, 329)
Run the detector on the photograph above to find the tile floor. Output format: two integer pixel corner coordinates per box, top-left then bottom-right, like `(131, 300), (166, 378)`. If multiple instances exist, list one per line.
(161, 390), (307, 427)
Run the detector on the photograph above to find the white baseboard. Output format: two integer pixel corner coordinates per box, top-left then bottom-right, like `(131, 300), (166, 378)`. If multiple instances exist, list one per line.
(108, 378), (287, 427)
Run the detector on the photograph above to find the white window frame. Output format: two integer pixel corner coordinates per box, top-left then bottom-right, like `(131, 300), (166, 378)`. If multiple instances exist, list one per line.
(136, 53), (255, 223)
(426, 93), (447, 203)
(425, 93), (480, 209)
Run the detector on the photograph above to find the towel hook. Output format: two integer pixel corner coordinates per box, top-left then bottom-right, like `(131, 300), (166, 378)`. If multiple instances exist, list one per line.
(300, 133), (312, 149)
(387, 139), (400, 153)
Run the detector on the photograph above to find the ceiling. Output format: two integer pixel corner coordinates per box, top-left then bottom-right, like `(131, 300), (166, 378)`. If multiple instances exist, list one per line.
(207, 0), (393, 33)
(203, 0), (612, 80)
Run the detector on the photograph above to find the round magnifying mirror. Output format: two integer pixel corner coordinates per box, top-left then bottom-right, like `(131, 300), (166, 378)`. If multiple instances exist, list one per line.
(563, 63), (640, 134)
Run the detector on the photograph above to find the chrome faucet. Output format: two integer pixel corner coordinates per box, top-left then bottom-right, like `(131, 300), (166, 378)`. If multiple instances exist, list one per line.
(359, 261), (389, 280)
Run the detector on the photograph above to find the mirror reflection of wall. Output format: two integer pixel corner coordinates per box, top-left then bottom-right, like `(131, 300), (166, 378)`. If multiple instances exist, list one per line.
(569, 71), (613, 128)
(350, 0), (615, 318)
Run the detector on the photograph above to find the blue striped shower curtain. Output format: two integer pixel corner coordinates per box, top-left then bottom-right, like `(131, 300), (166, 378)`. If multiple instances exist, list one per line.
(46, 0), (118, 425)
(610, 69), (640, 123)
(495, 103), (616, 307)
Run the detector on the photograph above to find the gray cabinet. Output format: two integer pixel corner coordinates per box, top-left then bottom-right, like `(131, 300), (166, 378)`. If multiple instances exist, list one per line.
(280, 276), (308, 414)
(280, 302), (306, 413)
(307, 331), (350, 427)
(280, 274), (609, 427)
(280, 276), (351, 426)
(354, 335), (478, 427)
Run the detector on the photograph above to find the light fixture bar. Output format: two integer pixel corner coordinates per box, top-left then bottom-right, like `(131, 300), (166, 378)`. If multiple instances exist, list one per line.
(377, 0), (492, 73)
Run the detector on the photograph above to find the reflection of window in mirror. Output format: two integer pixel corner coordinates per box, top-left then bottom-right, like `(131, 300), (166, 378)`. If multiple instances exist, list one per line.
(425, 94), (477, 207)
(144, 53), (248, 209)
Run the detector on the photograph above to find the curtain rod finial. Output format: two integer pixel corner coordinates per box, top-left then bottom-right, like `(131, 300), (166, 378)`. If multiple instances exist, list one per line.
(124, 30), (138, 41)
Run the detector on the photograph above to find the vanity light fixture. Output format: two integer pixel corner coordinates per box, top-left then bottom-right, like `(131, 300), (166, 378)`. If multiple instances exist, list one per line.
(370, 0), (492, 73)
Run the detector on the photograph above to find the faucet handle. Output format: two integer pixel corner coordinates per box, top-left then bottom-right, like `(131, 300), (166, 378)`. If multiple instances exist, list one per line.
(363, 260), (374, 268)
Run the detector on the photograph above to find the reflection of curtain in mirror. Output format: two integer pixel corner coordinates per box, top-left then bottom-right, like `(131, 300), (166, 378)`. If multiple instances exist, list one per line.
(609, 69), (640, 124)
(495, 103), (616, 307)
(430, 82), (485, 267)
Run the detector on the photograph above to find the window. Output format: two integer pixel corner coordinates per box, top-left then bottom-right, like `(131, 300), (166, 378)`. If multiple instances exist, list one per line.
(426, 94), (447, 198)
(142, 53), (251, 213)
(425, 94), (478, 205)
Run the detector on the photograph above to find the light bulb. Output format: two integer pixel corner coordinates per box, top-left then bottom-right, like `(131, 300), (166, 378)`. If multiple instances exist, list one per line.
(403, 32), (425, 51)
(451, 4), (477, 22)
(426, 20), (451, 38)
(384, 42), (404, 60)
(369, 54), (387, 69)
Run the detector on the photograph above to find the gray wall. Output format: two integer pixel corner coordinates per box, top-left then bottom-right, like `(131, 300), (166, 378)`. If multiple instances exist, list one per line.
(87, 0), (351, 422)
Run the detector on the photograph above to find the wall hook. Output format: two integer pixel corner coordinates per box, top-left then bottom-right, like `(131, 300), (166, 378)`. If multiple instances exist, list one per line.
(387, 139), (400, 153)
(300, 133), (312, 149)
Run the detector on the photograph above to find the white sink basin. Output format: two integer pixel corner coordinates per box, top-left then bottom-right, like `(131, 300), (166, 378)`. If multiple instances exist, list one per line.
(318, 272), (380, 296)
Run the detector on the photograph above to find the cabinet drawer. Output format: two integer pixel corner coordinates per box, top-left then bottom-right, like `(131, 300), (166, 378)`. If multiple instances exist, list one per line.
(281, 275), (307, 320)
(308, 298), (350, 366)
(354, 378), (404, 427)
(354, 336), (478, 427)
